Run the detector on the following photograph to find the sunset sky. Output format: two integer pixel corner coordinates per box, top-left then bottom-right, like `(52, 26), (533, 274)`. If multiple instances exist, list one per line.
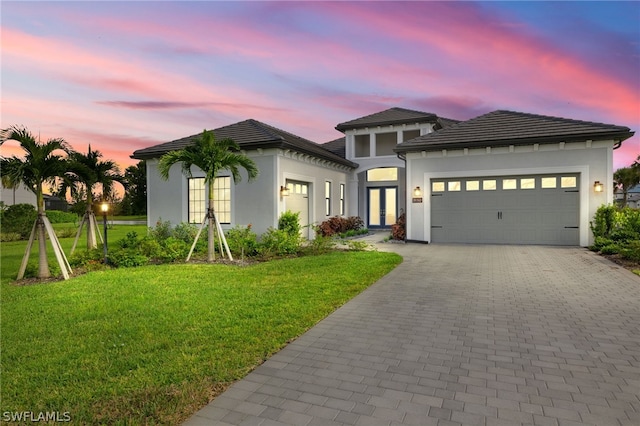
(1, 1), (639, 174)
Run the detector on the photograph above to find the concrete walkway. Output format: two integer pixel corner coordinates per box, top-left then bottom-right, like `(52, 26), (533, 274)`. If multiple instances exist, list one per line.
(184, 238), (640, 426)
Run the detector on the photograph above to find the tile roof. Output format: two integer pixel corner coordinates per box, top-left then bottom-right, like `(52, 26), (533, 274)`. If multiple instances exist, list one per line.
(132, 119), (358, 168)
(395, 110), (634, 153)
(322, 137), (346, 158)
(335, 107), (439, 132)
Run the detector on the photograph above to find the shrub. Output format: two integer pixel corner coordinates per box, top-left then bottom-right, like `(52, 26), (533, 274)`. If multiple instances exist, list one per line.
(278, 211), (301, 237)
(46, 210), (79, 224)
(69, 248), (105, 271)
(590, 236), (614, 251)
(317, 216), (365, 237)
(591, 205), (617, 239)
(620, 241), (640, 262)
(0, 232), (22, 242)
(258, 228), (300, 258)
(345, 216), (364, 231)
(172, 222), (199, 244)
(305, 234), (336, 255)
(149, 219), (172, 241)
(345, 240), (370, 251)
(1, 203), (37, 238)
(391, 212), (406, 241)
(600, 244), (620, 255)
(108, 248), (149, 268)
(226, 225), (258, 258)
(55, 227), (77, 238)
(156, 237), (190, 263)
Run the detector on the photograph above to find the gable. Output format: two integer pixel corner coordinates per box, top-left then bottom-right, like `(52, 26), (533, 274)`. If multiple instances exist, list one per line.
(335, 107), (440, 132)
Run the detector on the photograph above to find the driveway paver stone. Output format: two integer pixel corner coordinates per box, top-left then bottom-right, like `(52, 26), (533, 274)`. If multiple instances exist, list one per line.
(184, 240), (640, 426)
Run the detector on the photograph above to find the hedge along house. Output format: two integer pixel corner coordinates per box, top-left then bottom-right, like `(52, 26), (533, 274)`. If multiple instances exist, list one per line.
(395, 110), (634, 246)
(332, 107), (459, 229)
(131, 119), (357, 239)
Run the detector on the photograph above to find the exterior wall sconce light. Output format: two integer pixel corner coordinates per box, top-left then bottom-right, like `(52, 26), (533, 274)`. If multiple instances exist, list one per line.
(413, 186), (422, 197)
(280, 185), (290, 197)
(100, 202), (109, 264)
(594, 181), (603, 193)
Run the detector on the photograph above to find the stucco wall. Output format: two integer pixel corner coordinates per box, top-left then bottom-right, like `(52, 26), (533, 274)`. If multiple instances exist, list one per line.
(278, 151), (352, 238)
(404, 140), (616, 246)
(145, 149), (352, 238)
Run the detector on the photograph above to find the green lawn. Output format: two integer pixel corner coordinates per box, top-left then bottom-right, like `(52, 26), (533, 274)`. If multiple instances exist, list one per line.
(1, 229), (402, 424)
(1, 224), (149, 285)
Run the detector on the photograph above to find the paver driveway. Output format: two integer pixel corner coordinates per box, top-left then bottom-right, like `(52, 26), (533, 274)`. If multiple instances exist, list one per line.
(185, 243), (640, 426)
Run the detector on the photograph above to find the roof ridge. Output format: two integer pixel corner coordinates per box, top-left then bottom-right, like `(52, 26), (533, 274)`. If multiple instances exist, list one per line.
(492, 110), (629, 129)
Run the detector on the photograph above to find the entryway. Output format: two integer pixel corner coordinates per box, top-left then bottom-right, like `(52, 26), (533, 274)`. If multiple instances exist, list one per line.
(284, 180), (310, 238)
(368, 186), (397, 228)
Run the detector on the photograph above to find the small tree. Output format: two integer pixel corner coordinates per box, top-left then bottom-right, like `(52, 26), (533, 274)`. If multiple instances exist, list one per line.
(120, 160), (147, 215)
(59, 145), (123, 253)
(158, 130), (258, 261)
(0, 125), (72, 279)
(614, 166), (640, 207)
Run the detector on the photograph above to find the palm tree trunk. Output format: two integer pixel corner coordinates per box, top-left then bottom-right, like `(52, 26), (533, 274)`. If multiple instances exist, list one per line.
(36, 213), (50, 278)
(36, 189), (50, 278)
(207, 204), (215, 261)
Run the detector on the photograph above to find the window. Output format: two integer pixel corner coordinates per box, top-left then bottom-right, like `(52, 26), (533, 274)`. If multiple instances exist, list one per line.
(521, 178), (535, 189)
(483, 180), (497, 190)
(325, 181), (331, 216)
(375, 132), (397, 156)
(502, 179), (517, 190)
(402, 129), (420, 142)
(367, 167), (398, 181)
(466, 180), (480, 191)
(561, 177), (577, 188)
(213, 176), (231, 224)
(339, 183), (345, 215)
(432, 181), (445, 192)
(188, 178), (206, 224)
(448, 181), (461, 192)
(354, 134), (370, 157)
(541, 177), (557, 188)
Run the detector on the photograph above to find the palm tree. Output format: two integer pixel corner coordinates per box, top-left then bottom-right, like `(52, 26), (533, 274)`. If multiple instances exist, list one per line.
(0, 125), (73, 279)
(158, 130), (258, 261)
(614, 166), (640, 207)
(59, 145), (123, 253)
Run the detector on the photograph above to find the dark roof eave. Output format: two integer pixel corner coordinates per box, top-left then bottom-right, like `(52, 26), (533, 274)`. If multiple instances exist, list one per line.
(394, 130), (635, 153)
(132, 139), (358, 168)
(336, 116), (438, 132)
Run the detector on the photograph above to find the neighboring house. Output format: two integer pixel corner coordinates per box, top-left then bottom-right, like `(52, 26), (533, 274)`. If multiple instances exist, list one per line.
(0, 183), (36, 207)
(615, 184), (640, 208)
(132, 107), (633, 246)
(0, 184), (68, 211)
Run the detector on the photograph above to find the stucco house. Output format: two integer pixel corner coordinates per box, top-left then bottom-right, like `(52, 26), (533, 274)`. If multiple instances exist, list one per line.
(132, 107), (633, 246)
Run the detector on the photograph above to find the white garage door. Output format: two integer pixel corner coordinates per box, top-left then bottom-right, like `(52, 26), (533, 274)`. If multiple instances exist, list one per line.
(430, 174), (579, 245)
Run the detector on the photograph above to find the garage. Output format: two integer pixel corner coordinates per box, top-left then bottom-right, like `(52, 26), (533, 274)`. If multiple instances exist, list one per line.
(430, 174), (580, 245)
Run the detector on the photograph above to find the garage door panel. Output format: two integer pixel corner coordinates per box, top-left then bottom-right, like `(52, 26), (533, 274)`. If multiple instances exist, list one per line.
(430, 174), (579, 245)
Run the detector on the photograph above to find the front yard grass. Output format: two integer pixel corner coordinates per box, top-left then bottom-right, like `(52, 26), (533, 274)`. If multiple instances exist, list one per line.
(0, 250), (402, 424)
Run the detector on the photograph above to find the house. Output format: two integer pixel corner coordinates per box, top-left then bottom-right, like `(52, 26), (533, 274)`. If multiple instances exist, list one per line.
(615, 184), (640, 208)
(0, 183), (36, 207)
(132, 108), (633, 246)
(132, 119), (357, 239)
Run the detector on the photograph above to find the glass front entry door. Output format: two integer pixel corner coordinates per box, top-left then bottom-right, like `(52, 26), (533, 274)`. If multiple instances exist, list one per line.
(368, 187), (397, 228)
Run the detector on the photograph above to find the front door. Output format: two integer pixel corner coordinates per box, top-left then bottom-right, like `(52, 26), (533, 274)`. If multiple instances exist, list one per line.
(368, 187), (397, 228)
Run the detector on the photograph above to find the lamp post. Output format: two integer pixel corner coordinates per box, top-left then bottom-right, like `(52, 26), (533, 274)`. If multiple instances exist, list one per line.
(101, 202), (109, 264)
